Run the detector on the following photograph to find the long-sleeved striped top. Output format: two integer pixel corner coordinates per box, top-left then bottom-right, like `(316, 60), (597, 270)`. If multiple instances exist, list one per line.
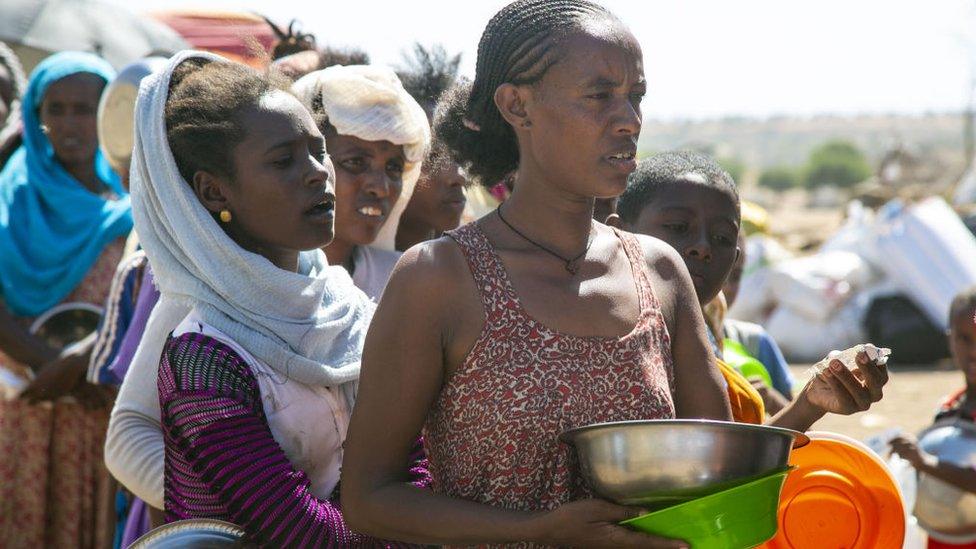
(158, 331), (427, 547)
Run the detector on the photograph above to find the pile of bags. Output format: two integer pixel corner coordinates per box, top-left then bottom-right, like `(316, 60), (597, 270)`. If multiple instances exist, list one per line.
(730, 197), (976, 363)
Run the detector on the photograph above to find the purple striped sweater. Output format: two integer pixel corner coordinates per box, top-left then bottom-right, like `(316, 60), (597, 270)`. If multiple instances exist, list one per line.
(159, 332), (428, 547)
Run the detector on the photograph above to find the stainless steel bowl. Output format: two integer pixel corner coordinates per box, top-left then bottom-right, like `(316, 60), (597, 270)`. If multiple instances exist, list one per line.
(560, 419), (809, 506)
(29, 302), (102, 350)
(915, 419), (976, 540)
(129, 519), (245, 548)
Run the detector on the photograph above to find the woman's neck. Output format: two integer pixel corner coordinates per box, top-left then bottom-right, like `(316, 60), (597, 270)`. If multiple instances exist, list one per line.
(395, 216), (436, 252)
(501, 168), (595, 258)
(324, 238), (357, 273)
(222, 225), (300, 273)
(64, 160), (103, 194)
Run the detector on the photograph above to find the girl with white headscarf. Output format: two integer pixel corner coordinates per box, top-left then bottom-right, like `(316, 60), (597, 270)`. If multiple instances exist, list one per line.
(105, 59), (430, 521)
(108, 51), (424, 546)
(292, 65), (430, 301)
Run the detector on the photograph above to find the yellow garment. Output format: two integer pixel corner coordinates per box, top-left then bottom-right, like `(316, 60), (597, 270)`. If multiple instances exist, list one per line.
(717, 358), (765, 424)
(703, 292), (728, 351)
(741, 200), (769, 235)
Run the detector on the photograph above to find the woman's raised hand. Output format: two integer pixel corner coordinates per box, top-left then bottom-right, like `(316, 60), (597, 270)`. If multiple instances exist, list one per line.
(802, 348), (889, 415)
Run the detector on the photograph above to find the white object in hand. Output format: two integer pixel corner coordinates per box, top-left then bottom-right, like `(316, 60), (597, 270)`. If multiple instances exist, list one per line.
(811, 343), (891, 376)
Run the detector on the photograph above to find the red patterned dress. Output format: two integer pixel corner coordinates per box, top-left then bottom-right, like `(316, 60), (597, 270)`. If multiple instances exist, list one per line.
(423, 224), (675, 547)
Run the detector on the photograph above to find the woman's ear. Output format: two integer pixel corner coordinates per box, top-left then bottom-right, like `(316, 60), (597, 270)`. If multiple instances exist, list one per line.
(494, 83), (531, 129)
(191, 170), (231, 215)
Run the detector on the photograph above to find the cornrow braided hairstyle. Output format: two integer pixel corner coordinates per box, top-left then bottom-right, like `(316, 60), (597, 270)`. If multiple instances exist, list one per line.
(435, 0), (613, 187)
(164, 58), (292, 184)
(264, 17), (318, 60)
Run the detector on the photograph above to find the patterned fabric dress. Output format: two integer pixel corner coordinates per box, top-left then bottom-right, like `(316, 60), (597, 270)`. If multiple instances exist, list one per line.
(423, 224), (676, 548)
(0, 238), (125, 549)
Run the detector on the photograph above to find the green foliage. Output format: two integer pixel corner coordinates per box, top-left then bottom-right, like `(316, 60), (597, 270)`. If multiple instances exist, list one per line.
(717, 156), (745, 183)
(803, 140), (872, 188)
(758, 166), (799, 191)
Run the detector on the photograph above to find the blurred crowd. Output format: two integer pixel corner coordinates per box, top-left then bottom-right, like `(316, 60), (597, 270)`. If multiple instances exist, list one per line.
(0, 1), (968, 548)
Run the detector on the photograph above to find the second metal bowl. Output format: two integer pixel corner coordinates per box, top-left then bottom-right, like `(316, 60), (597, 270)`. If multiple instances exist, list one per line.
(915, 419), (976, 540)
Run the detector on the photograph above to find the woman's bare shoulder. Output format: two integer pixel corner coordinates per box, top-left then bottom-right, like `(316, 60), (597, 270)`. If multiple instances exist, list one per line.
(383, 233), (479, 318)
(391, 234), (470, 287)
(624, 231), (687, 283)
(617, 230), (694, 327)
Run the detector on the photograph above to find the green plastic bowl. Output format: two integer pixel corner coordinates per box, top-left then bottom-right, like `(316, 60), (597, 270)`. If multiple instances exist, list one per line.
(620, 468), (791, 549)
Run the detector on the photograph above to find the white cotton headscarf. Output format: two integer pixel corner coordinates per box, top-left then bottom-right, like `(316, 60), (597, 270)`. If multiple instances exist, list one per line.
(129, 51), (374, 404)
(292, 65), (430, 251)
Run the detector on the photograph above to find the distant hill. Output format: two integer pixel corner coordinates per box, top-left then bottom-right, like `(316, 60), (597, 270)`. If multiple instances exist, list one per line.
(638, 113), (968, 185)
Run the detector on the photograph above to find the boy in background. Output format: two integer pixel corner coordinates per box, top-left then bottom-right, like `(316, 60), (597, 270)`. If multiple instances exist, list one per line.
(891, 288), (976, 549)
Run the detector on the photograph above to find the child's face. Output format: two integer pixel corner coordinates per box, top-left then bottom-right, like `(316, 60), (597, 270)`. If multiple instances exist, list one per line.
(950, 307), (976, 386)
(625, 179), (740, 305)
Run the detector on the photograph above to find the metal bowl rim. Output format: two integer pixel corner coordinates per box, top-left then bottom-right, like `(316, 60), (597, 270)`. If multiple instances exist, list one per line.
(129, 518), (244, 548)
(559, 419), (810, 448)
(919, 417), (976, 440)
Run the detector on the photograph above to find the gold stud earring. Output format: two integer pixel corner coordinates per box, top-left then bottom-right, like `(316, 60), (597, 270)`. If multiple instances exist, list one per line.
(219, 210), (232, 223)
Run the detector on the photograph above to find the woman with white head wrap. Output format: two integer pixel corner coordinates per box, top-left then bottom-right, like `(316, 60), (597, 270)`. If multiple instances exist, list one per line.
(292, 65), (430, 301)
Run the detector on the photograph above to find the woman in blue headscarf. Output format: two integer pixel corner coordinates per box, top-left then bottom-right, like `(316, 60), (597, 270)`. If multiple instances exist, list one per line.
(0, 52), (130, 548)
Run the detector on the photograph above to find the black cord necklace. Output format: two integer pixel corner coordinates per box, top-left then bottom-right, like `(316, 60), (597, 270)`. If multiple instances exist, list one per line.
(496, 205), (593, 275)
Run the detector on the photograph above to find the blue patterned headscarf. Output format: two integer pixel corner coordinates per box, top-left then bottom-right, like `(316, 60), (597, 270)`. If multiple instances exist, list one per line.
(0, 51), (132, 316)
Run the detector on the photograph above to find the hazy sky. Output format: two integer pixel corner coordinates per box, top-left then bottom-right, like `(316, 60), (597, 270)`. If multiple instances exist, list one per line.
(118, 0), (976, 120)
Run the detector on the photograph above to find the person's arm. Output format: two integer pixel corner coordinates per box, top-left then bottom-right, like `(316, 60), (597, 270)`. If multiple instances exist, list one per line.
(105, 297), (189, 510)
(20, 332), (101, 405)
(0, 303), (57, 367)
(749, 378), (790, 415)
(87, 252), (144, 385)
(341, 241), (688, 548)
(638, 237), (732, 421)
(768, 349), (888, 432)
(891, 435), (976, 494)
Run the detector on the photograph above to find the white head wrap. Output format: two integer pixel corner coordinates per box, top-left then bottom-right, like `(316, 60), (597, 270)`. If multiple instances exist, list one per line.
(129, 51), (374, 404)
(292, 65), (430, 251)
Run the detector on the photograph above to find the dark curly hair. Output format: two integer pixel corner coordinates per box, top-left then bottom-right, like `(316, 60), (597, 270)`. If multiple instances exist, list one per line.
(950, 286), (976, 325)
(398, 43), (462, 119)
(434, 0), (614, 187)
(318, 46), (371, 70)
(616, 151), (741, 225)
(265, 17), (317, 60)
(164, 58), (292, 184)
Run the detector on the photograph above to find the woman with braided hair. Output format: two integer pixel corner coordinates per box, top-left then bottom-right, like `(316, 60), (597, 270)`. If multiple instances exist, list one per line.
(342, 1), (728, 546)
